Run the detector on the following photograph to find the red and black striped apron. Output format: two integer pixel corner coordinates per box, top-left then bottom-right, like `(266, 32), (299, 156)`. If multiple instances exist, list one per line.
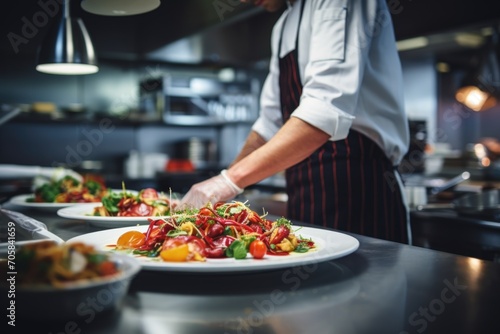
(279, 0), (408, 243)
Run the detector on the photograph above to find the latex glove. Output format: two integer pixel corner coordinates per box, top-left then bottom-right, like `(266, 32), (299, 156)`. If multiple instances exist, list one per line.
(178, 170), (244, 210)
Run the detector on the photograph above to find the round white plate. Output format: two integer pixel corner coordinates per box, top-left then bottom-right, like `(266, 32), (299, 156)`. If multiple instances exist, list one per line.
(67, 225), (359, 273)
(8, 194), (95, 212)
(8, 189), (138, 212)
(57, 204), (169, 228)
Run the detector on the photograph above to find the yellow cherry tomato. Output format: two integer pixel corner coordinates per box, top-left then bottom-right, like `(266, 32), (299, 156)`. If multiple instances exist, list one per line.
(116, 230), (146, 250)
(160, 244), (189, 262)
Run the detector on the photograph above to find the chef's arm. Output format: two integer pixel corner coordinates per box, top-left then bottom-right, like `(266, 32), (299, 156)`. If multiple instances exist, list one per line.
(226, 117), (330, 188)
(230, 131), (268, 166)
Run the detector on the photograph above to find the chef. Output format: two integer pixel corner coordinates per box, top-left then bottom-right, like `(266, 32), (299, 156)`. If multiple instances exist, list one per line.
(179, 0), (411, 244)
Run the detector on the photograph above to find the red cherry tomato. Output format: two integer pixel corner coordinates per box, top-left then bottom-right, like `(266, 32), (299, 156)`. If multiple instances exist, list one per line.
(140, 188), (159, 205)
(119, 203), (153, 217)
(249, 240), (266, 259)
(141, 188), (159, 198)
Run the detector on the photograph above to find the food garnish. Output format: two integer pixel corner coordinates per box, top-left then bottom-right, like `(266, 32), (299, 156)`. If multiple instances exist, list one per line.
(28, 174), (107, 203)
(92, 187), (170, 217)
(113, 201), (316, 262)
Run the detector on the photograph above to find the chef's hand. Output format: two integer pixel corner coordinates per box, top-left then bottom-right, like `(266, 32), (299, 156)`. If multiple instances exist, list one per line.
(177, 170), (244, 210)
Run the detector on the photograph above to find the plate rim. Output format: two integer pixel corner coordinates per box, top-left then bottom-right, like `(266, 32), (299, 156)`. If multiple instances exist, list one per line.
(57, 204), (170, 224)
(66, 225), (359, 273)
(9, 189), (138, 209)
(9, 194), (79, 208)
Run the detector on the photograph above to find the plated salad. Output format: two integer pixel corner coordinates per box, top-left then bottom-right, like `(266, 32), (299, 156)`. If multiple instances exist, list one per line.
(28, 174), (107, 203)
(112, 201), (315, 262)
(92, 187), (171, 217)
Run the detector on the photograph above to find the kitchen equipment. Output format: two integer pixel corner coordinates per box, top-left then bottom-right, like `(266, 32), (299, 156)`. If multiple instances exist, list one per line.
(400, 120), (427, 174)
(0, 105), (21, 126)
(416, 188), (500, 220)
(81, 0), (160, 16)
(427, 171), (471, 196)
(404, 171), (471, 208)
(138, 75), (258, 125)
(171, 137), (218, 170)
(405, 186), (428, 209)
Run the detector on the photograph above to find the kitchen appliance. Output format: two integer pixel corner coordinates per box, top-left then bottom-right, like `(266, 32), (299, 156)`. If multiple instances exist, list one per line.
(417, 187), (500, 221)
(400, 120), (427, 174)
(81, 0), (161, 16)
(171, 137), (218, 169)
(138, 75), (258, 125)
(412, 185), (500, 262)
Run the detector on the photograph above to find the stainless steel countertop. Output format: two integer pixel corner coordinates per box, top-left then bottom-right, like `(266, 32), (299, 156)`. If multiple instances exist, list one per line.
(2, 202), (500, 334)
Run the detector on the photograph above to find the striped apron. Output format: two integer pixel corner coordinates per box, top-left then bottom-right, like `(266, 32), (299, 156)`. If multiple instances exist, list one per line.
(279, 0), (408, 243)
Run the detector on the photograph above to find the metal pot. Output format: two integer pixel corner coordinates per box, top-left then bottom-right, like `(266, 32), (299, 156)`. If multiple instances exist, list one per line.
(405, 172), (470, 208)
(172, 137), (218, 169)
(417, 188), (500, 217)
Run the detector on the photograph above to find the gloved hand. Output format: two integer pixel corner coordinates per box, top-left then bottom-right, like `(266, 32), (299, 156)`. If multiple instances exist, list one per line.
(177, 170), (244, 210)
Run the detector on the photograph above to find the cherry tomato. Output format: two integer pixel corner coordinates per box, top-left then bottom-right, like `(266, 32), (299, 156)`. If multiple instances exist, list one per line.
(98, 261), (118, 276)
(162, 236), (206, 261)
(160, 244), (189, 262)
(249, 240), (266, 259)
(162, 237), (186, 250)
(119, 203), (153, 217)
(140, 188), (159, 205)
(198, 207), (214, 217)
(116, 230), (146, 249)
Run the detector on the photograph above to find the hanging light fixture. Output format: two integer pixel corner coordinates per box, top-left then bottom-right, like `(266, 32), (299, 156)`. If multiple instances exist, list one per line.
(36, 0), (98, 75)
(81, 0), (161, 16)
(455, 25), (500, 112)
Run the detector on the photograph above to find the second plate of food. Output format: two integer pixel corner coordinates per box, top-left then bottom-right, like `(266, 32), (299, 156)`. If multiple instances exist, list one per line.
(57, 204), (169, 228)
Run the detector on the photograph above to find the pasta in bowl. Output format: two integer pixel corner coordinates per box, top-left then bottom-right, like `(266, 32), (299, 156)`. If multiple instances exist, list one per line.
(1, 240), (141, 321)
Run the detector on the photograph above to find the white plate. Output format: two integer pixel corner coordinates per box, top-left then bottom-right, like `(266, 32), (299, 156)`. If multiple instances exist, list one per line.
(67, 225), (359, 273)
(8, 189), (138, 212)
(8, 194), (94, 211)
(57, 204), (169, 228)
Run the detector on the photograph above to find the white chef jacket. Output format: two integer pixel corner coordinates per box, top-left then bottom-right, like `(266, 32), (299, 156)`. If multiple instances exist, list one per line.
(252, 0), (410, 165)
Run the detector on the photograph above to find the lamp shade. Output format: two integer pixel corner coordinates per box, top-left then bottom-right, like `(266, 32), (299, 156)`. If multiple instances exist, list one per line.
(81, 0), (160, 16)
(455, 28), (500, 112)
(36, 1), (98, 75)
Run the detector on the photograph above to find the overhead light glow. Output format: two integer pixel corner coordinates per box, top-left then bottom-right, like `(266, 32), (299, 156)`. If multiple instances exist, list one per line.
(36, 0), (98, 75)
(455, 86), (497, 112)
(81, 0), (161, 16)
(396, 37), (429, 51)
(454, 33), (485, 48)
(455, 25), (500, 112)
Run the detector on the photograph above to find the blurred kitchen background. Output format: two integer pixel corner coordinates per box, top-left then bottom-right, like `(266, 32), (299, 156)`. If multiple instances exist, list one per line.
(1, 0), (500, 183)
(1, 0), (500, 260)
(2, 0), (500, 183)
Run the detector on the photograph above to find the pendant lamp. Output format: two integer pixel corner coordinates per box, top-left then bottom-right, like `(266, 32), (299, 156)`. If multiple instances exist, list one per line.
(455, 25), (500, 112)
(36, 0), (98, 75)
(81, 0), (161, 16)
